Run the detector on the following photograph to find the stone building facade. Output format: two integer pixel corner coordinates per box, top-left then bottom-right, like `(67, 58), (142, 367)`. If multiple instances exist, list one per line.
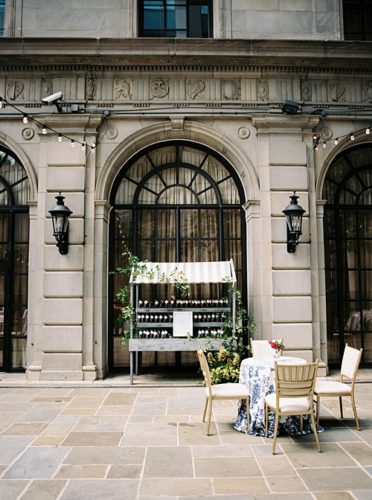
(0, 1), (371, 380)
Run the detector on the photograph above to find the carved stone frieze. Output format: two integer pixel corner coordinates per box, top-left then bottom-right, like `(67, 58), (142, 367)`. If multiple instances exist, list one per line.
(362, 80), (372, 102)
(186, 79), (205, 100)
(328, 81), (345, 102)
(150, 77), (169, 99)
(257, 80), (269, 101)
(7, 80), (24, 100)
(301, 80), (312, 102)
(222, 79), (241, 100)
(114, 78), (132, 100)
(86, 77), (97, 100)
(41, 78), (53, 99)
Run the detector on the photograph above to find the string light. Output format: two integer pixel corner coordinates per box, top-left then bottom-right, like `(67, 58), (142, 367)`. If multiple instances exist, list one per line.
(0, 95), (101, 151)
(313, 125), (372, 150)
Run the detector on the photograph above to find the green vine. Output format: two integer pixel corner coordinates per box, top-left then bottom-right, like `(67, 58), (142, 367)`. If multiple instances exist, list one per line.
(206, 284), (255, 384)
(115, 250), (190, 345)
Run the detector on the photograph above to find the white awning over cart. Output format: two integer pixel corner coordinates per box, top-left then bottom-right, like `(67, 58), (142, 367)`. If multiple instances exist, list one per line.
(129, 260), (236, 284)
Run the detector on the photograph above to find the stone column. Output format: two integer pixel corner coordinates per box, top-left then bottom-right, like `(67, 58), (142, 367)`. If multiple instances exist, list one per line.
(28, 115), (101, 381)
(252, 115), (319, 361)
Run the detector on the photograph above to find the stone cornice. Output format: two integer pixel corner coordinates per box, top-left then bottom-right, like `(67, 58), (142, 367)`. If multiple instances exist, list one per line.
(0, 38), (372, 73)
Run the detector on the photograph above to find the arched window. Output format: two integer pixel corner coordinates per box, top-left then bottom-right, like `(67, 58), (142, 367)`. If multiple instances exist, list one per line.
(323, 144), (372, 365)
(0, 147), (29, 371)
(109, 141), (246, 370)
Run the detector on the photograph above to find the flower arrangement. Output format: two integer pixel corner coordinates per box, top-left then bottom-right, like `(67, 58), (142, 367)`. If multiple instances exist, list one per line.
(268, 338), (285, 355)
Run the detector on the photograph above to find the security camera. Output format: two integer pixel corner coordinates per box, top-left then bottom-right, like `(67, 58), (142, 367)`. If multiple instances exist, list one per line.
(42, 91), (63, 104)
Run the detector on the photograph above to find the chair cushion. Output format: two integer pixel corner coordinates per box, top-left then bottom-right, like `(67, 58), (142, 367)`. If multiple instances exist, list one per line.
(265, 392), (310, 412)
(210, 383), (248, 398)
(314, 380), (352, 396)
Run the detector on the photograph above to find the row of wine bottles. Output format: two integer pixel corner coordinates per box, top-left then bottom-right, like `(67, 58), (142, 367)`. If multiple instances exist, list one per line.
(136, 312), (228, 323)
(135, 328), (224, 339)
(138, 298), (229, 308)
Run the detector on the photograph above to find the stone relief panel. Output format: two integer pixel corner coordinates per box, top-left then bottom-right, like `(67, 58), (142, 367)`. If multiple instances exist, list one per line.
(222, 79), (241, 100)
(186, 79), (205, 100)
(114, 78), (132, 100)
(328, 81), (346, 102)
(301, 80), (312, 102)
(86, 77), (97, 100)
(41, 78), (53, 99)
(362, 80), (372, 102)
(257, 80), (269, 101)
(150, 77), (169, 99)
(6, 80), (25, 100)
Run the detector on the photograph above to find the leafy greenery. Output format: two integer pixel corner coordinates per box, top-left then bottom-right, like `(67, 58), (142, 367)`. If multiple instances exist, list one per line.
(206, 286), (255, 384)
(115, 250), (190, 344)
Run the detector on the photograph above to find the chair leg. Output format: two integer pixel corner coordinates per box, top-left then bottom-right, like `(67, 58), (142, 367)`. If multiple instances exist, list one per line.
(339, 396), (344, 419)
(272, 411), (280, 455)
(309, 410), (322, 453)
(206, 397), (213, 435)
(202, 397), (208, 423)
(351, 393), (360, 431)
(316, 395), (320, 429)
(265, 403), (268, 437)
(246, 398), (250, 431)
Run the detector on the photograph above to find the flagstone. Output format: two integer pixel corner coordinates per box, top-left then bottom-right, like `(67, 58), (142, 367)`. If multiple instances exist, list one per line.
(61, 431), (122, 446)
(213, 477), (268, 495)
(0, 436), (34, 463)
(143, 446), (193, 477)
(60, 479), (138, 500)
(139, 478), (212, 497)
(298, 467), (372, 491)
(3, 447), (69, 479)
(64, 446), (145, 465)
(195, 457), (261, 477)
(55, 464), (107, 478)
(0, 479), (29, 500)
(19, 479), (66, 499)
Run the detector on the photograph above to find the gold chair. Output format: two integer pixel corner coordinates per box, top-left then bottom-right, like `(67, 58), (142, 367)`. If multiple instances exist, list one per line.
(265, 361), (320, 454)
(251, 339), (281, 357)
(197, 349), (249, 435)
(314, 343), (363, 430)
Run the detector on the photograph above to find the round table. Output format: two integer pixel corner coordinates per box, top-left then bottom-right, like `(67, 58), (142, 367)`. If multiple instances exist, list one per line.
(234, 356), (307, 436)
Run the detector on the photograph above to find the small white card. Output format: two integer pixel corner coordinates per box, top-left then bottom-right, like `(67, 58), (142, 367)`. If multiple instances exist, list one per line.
(172, 311), (193, 338)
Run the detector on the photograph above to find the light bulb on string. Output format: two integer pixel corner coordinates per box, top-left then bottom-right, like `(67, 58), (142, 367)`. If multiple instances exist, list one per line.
(71, 139), (75, 148)
(366, 126), (371, 135)
(58, 134), (63, 142)
(81, 143), (86, 151)
(323, 142), (327, 149)
(91, 142), (96, 149)
(334, 138), (339, 145)
(350, 133), (355, 141)
(42, 125), (47, 135)
(23, 115), (28, 124)
(0, 97), (4, 109)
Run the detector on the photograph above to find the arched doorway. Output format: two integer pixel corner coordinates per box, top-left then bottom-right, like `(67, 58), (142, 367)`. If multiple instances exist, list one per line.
(108, 141), (246, 371)
(0, 147), (29, 371)
(323, 144), (372, 366)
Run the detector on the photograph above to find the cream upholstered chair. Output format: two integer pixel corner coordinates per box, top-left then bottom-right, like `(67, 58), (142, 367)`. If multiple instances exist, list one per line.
(197, 349), (249, 435)
(251, 339), (278, 357)
(265, 361), (320, 454)
(314, 344), (363, 430)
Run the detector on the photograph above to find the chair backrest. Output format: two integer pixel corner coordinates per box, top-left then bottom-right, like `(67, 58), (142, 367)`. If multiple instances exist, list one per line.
(251, 339), (276, 357)
(275, 361), (319, 400)
(197, 349), (213, 396)
(340, 343), (363, 382)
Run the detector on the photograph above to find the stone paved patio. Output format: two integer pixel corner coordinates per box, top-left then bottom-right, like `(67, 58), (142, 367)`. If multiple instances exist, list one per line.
(0, 371), (371, 499)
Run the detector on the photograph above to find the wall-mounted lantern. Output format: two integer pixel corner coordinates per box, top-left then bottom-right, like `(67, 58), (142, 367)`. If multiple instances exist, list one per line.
(282, 192), (305, 253)
(49, 192), (72, 255)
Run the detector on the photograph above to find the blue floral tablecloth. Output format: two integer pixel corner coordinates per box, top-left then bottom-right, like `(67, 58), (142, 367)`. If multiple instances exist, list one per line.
(234, 356), (321, 437)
